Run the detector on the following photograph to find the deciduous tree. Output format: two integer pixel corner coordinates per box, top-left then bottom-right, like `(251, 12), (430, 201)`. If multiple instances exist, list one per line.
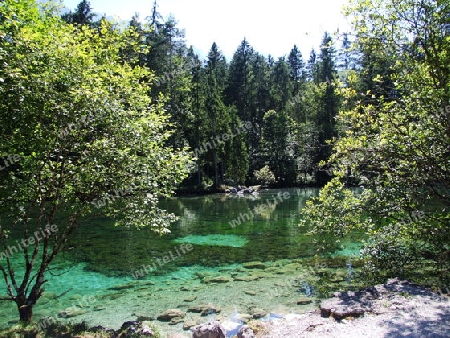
(0, 0), (190, 322)
(301, 0), (450, 280)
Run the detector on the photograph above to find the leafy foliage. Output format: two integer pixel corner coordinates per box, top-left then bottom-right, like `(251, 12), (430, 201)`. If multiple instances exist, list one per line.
(254, 165), (276, 186)
(301, 0), (450, 281)
(0, 0), (191, 321)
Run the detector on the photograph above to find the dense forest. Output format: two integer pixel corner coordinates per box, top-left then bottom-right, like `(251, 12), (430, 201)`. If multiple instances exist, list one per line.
(63, 0), (355, 189)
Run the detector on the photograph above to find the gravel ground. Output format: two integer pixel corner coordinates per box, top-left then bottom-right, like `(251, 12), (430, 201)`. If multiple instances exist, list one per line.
(259, 279), (450, 338)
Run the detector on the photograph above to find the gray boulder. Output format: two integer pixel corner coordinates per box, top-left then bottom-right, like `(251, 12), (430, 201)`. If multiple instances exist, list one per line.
(118, 321), (154, 337)
(192, 321), (226, 338)
(237, 325), (255, 338)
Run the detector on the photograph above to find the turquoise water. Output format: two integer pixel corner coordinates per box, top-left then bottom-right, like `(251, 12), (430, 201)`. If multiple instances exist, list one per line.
(0, 188), (364, 335)
(173, 234), (249, 247)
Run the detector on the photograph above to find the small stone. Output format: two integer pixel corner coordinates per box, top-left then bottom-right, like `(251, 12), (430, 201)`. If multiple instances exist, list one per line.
(243, 261), (267, 269)
(58, 308), (89, 318)
(244, 291), (256, 296)
(183, 320), (197, 330)
(195, 271), (217, 279)
(203, 275), (232, 283)
(248, 271), (270, 278)
(143, 281), (156, 286)
(183, 295), (197, 302)
(297, 297), (313, 305)
(233, 275), (260, 282)
(249, 308), (266, 319)
(157, 309), (186, 321)
(237, 314), (253, 323)
(107, 283), (135, 291)
(188, 303), (221, 316)
(169, 316), (184, 325)
(133, 313), (154, 321)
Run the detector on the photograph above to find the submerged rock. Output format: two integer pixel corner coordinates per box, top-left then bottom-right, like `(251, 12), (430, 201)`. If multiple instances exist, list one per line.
(169, 316), (185, 325)
(296, 297), (313, 305)
(195, 271), (217, 279)
(58, 308), (89, 318)
(133, 313), (155, 321)
(236, 314), (253, 323)
(191, 321), (226, 338)
(243, 261), (267, 269)
(248, 271), (271, 278)
(157, 309), (186, 321)
(233, 275), (261, 282)
(107, 283), (136, 291)
(188, 303), (221, 316)
(184, 295), (198, 302)
(183, 320), (198, 330)
(249, 308), (267, 319)
(203, 275), (232, 283)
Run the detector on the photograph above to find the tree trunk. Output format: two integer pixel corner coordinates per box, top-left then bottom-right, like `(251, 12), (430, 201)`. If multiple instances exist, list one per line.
(213, 150), (219, 188)
(18, 304), (33, 322)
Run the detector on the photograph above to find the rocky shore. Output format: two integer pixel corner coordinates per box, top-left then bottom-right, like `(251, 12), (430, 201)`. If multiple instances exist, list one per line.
(59, 278), (450, 337)
(257, 278), (450, 338)
(3, 258), (448, 338)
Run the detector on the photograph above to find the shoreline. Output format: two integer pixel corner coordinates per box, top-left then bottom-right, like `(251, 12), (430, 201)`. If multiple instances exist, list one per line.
(2, 259), (449, 337)
(257, 278), (450, 338)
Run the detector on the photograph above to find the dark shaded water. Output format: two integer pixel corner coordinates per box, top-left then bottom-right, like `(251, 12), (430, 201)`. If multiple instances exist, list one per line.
(64, 188), (356, 276)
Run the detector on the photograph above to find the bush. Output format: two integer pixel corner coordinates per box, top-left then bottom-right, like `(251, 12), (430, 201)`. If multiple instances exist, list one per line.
(254, 165), (276, 186)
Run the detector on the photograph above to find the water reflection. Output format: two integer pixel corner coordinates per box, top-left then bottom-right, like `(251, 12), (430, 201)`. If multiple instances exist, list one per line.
(64, 188), (333, 276)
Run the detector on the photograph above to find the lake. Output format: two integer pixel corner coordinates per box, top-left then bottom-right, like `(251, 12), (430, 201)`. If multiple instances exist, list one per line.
(0, 188), (365, 336)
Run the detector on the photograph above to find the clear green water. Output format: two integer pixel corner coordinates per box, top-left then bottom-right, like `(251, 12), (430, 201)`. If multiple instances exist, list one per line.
(172, 234), (249, 247)
(0, 188), (364, 335)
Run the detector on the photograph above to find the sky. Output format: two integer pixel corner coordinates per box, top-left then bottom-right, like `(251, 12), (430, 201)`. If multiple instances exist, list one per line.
(61, 0), (352, 60)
